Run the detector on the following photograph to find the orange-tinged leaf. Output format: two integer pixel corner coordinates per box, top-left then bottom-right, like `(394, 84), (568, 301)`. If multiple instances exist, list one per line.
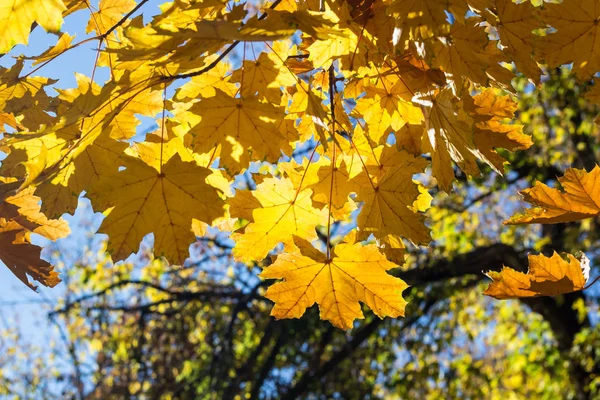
(0, 220), (61, 290)
(4, 186), (70, 240)
(260, 238), (409, 329)
(0, 180), (68, 290)
(506, 165), (600, 225)
(484, 252), (590, 299)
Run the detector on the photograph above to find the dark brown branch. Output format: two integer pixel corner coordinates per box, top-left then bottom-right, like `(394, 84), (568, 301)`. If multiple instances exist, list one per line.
(163, 0), (283, 81)
(399, 243), (525, 286)
(100, 0), (149, 39)
(282, 300), (438, 400)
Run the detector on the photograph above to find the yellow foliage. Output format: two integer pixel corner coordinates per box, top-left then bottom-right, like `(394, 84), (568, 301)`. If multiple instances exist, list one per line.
(0, 0), (594, 327)
(261, 237), (409, 329)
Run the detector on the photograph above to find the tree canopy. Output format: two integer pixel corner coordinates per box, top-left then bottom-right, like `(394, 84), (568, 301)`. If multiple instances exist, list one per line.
(2, 0), (600, 398)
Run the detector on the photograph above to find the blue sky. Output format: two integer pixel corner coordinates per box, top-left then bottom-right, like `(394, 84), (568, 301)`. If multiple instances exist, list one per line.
(0, 0), (168, 340)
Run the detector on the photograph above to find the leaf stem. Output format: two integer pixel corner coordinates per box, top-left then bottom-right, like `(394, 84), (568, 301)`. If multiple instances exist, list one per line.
(163, 0), (283, 82)
(159, 82), (168, 174)
(326, 65), (337, 259)
(583, 275), (600, 291)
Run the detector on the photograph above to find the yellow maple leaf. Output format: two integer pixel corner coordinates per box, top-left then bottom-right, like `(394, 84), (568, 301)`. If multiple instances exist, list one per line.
(432, 20), (513, 90)
(306, 3), (365, 72)
(184, 90), (289, 171)
(240, 9), (343, 41)
(353, 75), (423, 144)
(0, 60), (55, 126)
(174, 62), (238, 101)
(352, 144), (431, 246)
(86, 0), (136, 35)
(417, 89), (482, 192)
(231, 177), (328, 263)
(484, 252), (589, 299)
(24, 32), (75, 66)
(4, 186), (70, 240)
(260, 237), (409, 330)
(89, 154), (225, 264)
(484, 0), (543, 82)
(387, 0), (468, 46)
(0, 0), (66, 53)
(231, 51), (297, 104)
(35, 135), (127, 218)
(506, 165), (600, 225)
(536, 0), (600, 81)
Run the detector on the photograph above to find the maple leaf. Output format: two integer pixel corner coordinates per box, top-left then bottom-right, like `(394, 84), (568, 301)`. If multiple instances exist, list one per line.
(240, 9), (343, 40)
(0, 221), (61, 290)
(174, 62), (238, 101)
(24, 32), (75, 66)
(89, 154), (225, 264)
(506, 165), (600, 225)
(86, 0), (135, 35)
(484, 252), (590, 299)
(230, 52), (297, 104)
(431, 20), (513, 90)
(0, 179), (69, 290)
(260, 237), (409, 330)
(351, 142), (431, 246)
(484, 0), (543, 82)
(306, 3), (366, 72)
(467, 89), (533, 172)
(4, 186), (70, 240)
(0, 60), (56, 129)
(416, 89), (483, 192)
(352, 73), (423, 144)
(0, 0), (66, 53)
(387, 0), (452, 43)
(34, 136), (127, 218)
(230, 177), (328, 264)
(182, 90), (289, 171)
(536, 0), (600, 81)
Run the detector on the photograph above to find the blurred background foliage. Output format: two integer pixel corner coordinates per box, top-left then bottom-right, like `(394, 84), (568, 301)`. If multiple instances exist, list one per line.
(2, 68), (600, 399)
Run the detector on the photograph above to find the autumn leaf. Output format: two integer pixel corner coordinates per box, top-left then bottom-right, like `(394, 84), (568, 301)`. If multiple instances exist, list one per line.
(89, 154), (225, 264)
(0, 0), (66, 53)
(231, 177), (328, 264)
(0, 221), (61, 290)
(182, 90), (289, 171)
(484, 252), (590, 299)
(260, 237), (409, 329)
(86, 0), (136, 35)
(0, 0), (586, 330)
(416, 89), (482, 192)
(352, 145), (431, 246)
(432, 20), (513, 90)
(506, 165), (600, 225)
(0, 179), (69, 290)
(536, 0), (600, 81)
(484, 0), (543, 82)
